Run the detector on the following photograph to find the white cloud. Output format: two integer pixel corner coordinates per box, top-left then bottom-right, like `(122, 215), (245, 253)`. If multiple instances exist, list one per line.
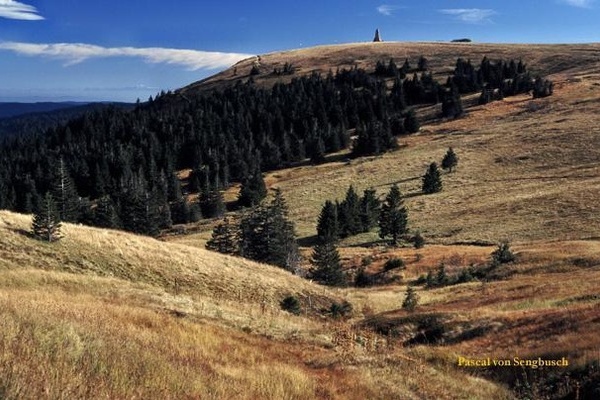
(560, 0), (594, 8)
(377, 4), (402, 16)
(0, 0), (43, 20)
(439, 8), (496, 24)
(0, 41), (253, 70)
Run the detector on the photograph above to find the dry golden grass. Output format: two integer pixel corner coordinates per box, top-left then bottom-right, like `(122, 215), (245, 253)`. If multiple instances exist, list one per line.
(0, 211), (516, 399)
(0, 210), (338, 313)
(185, 42), (600, 92)
(346, 240), (600, 375)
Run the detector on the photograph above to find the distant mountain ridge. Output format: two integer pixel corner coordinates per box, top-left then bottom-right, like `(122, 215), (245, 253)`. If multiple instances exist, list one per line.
(0, 102), (89, 119)
(0, 101), (133, 138)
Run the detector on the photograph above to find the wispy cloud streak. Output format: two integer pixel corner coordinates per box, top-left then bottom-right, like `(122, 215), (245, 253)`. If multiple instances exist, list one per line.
(0, 42), (252, 70)
(439, 8), (496, 24)
(560, 0), (594, 8)
(377, 4), (402, 16)
(0, 0), (43, 20)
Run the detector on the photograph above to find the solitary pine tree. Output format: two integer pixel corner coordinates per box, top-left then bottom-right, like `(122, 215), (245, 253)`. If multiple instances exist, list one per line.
(441, 147), (458, 172)
(32, 192), (62, 242)
(402, 286), (419, 312)
(491, 241), (516, 266)
(310, 242), (345, 287)
(206, 217), (239, 255)
(316, 200), (339, 244)
(378, 184), (408, 245)
(422, 162), (443, 194)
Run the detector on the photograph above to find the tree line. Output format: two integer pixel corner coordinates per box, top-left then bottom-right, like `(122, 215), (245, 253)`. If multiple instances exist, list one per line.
(1, 55), (548, 236)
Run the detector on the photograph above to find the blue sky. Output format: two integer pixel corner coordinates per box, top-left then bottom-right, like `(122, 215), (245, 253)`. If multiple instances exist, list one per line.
(1, 0), (599, 102)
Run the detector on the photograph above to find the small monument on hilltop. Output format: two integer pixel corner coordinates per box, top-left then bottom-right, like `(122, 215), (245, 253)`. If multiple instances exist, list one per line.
(373, 29), (382, 42)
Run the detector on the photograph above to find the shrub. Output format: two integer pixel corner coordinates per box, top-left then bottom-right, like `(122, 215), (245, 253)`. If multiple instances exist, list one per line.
(456, 267), (476, 283)
(280, 295), (301, 315)
(491, 241), (516, 266)
(413, 232), (425, 249)
(415, 274), (428, 285)
(354, 267), (374, 287)
(328, 301), (353, 319)
(384, 257), (405, 271)
(402, 286), (419, 312)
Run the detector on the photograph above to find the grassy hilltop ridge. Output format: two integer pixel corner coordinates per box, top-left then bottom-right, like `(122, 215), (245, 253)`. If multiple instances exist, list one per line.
(176, 41), (600, 247)
(183, 41), (600, 92)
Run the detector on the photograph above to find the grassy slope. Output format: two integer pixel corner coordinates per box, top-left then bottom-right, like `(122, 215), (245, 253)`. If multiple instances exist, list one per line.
(176, 41), (600, 245)
(0, 211), (511, 399)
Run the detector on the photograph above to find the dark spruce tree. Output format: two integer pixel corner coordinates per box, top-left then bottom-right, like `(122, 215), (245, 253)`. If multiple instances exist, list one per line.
(119, 187), (160, 237)
(93, 195), (120, 228)
(359, 188), (381, 232)
(206, 217), (239, 255)
(401, 58), (411, 75)
(199, 189), (226, 219)
(533, 77), (554, 98)
(441, 147), (458, 173)
(404, 109), (420, 133)
(390, 78), (407, 111)
(441, 85), (464, 119)
(338, 185), (362, 237)
(239, 189), (299, 271)
(170, 196), (192, 225)
(352, 122), (379, 157)
(417, 55), (429, 72)
(238, 163), (267, 208)
(77, 197), (95, 226)
(413, 231), (425, 249)
(316, 200), (339, 244)
(17, 175), (40, 214)
(52, 158), (81, 223)
(309, 242), (345, 287)
(378, 184), (408, 245)
(32, 192), (62, 242)
(422, 162), (443, 194)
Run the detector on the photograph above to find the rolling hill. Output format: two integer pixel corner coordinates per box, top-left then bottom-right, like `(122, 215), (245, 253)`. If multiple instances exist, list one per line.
(173, 41), (600, 246)
(2, 41), (600, 399)
(0, 210), (515, 399)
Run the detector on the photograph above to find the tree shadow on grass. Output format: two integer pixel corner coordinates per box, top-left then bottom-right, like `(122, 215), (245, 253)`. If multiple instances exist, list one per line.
(8, 227), (36, 240)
